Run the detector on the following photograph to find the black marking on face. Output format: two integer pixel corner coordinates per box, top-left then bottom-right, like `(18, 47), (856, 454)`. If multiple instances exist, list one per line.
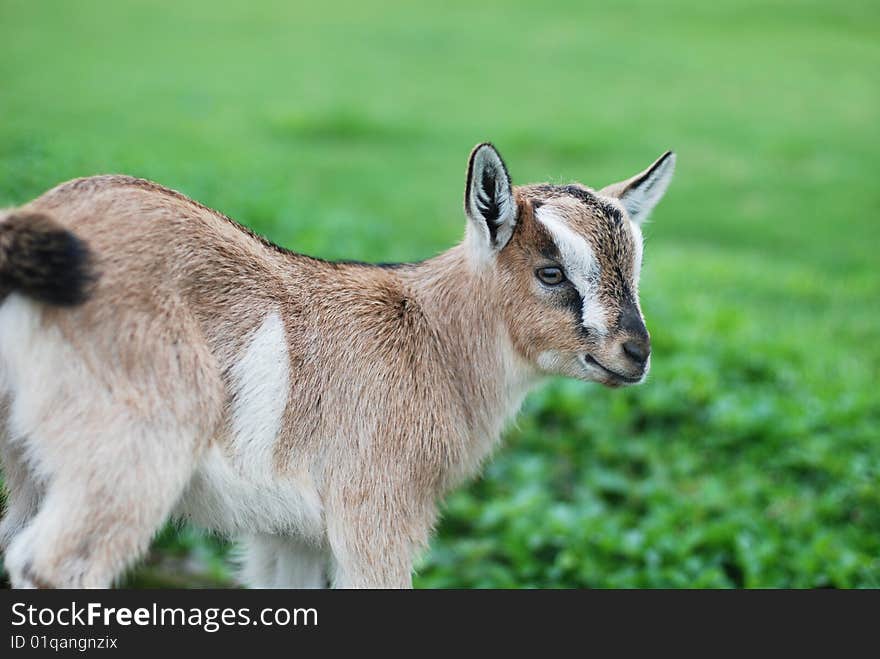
(539, 243), (561, 263)
(618, 300), (648, 340)
(557, 283), (589, 336)
(543, 283), (591, 342)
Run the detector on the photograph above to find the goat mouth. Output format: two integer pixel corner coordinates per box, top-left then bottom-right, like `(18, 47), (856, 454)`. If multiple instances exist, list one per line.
(581, 354), (643, 384)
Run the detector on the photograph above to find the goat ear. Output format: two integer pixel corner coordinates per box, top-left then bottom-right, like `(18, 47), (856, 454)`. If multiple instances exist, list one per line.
(464, 143), (517, 251)
(600, 151), (676, 225)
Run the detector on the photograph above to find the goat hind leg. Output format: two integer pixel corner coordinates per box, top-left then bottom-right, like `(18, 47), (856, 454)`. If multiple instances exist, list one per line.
(0, 432), (43, 552)
(0, 395), (40, 552)
(4, 421), (199, 589)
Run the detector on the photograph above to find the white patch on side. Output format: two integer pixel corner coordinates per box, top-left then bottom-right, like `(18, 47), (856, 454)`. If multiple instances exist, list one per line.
(535, 207), (609, 336)
(175, 311), (323, 541)
(229, 310), (290, 468)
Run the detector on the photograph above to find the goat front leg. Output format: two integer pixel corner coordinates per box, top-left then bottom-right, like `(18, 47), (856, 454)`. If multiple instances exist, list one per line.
(241, 534), (328, 588)
(326, 483), (436, 589)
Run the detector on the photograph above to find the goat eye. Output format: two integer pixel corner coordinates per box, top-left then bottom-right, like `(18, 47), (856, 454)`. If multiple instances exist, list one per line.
(536, 267), (565, 285)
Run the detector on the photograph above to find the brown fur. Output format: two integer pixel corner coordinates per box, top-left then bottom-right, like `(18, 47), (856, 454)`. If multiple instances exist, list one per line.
(0, 144), (674, 588)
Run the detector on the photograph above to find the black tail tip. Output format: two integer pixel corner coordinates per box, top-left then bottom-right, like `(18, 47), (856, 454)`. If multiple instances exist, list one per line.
(26, 230), (96, 306)
(1, 213), (98, 307)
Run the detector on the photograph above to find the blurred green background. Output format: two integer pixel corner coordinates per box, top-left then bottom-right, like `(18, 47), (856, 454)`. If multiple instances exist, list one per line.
(1, 0), (878, 587)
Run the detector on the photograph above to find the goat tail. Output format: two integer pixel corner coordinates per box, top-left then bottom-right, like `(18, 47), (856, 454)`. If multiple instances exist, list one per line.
(0, 209), (96, 306)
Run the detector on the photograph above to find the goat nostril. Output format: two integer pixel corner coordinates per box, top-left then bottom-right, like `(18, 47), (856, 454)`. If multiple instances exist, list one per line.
(623, 340), (650, 365)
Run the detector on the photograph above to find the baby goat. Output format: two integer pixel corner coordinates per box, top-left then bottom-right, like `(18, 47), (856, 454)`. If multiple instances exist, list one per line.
(0, 144), (675, 588)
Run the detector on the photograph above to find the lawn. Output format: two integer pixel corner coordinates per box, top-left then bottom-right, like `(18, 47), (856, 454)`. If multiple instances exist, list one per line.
(0, 0), (878, 587)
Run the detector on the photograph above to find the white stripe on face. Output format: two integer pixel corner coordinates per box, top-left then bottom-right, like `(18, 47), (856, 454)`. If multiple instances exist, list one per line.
(535, 206), (609, 336)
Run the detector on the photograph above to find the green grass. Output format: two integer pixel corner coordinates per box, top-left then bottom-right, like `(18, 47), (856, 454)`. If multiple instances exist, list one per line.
(1, 0), (878, 587)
